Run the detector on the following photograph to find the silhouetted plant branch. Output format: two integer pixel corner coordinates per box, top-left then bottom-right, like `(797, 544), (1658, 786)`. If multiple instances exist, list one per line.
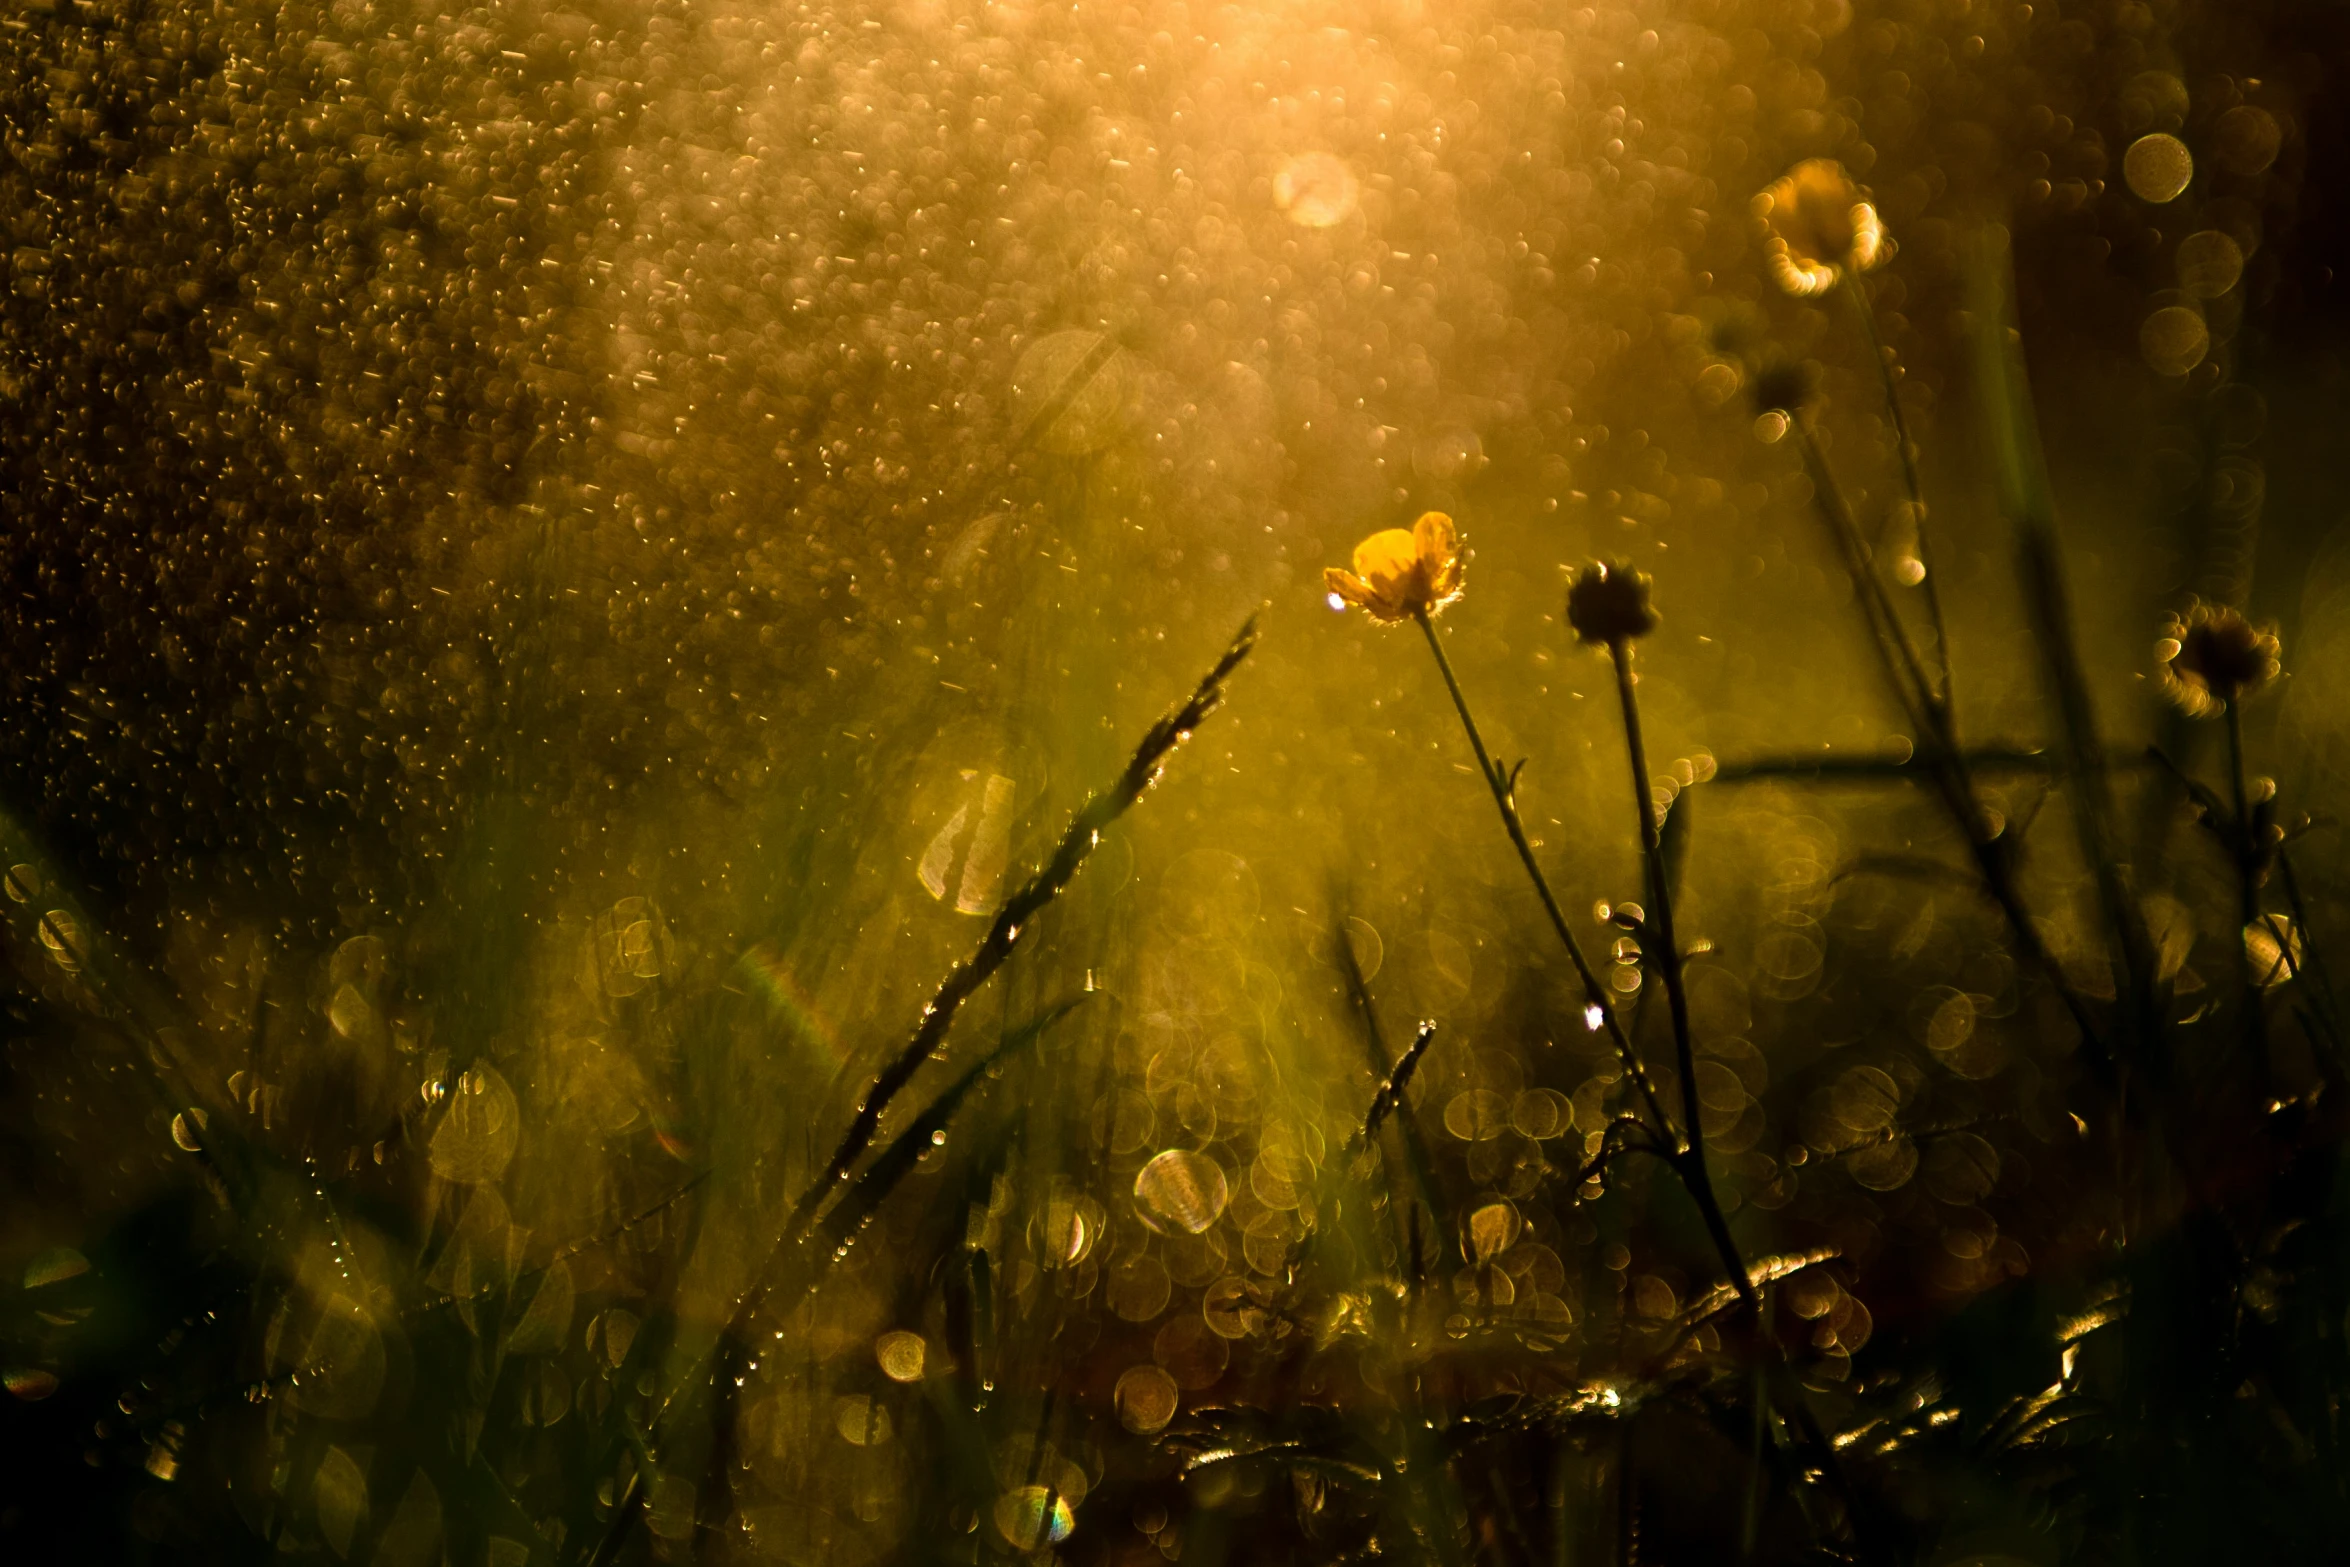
(1789, 404), (2112, 1079)
(1332, 907), (1446, 1283)
(588, 617), (1257, 1567)
(1584, 572), (1873, 1555)
(770, 612), (1257, 1269)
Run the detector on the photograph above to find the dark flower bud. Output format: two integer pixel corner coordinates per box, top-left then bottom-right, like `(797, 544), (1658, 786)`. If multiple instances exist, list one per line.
(1751, 359), (1817, 416)
(1567, 561), (1657, 645)
(2158, 601), (2280, 718)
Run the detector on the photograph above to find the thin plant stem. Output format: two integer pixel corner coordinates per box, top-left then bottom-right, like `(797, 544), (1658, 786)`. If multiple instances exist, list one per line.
(1605, 639), (1732, 1289)
(1796, 422), (2110, 1068)
(1410, 607), (1675, 1145)
(2227, 699), (2268, 1058)
(1968, 240), (2159, 1082)
(1336, 911), (1445, 1284)
(1605, 634), (1866, 1552)
(1846, 275), (1952, 709)
(1793, 419), (1942, 731)
(2277, 849), (2345, 1043)
(587, 620), (1256, 1567)
(768, 615), (1254, 1283)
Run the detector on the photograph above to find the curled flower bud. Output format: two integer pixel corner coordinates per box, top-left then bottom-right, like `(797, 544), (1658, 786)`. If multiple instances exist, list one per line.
(1755, 159), (1889, 297)
(1325, 511), (1466, 624)
(2158, 601), (2280, 718)
(1567, 561), (1657, 645)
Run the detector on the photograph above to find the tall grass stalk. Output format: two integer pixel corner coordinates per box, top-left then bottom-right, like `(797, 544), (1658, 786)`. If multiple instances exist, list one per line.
(1845, 276), (1951, 707)
(1791, 412), (2111, 1072)
(766, 613), (1258, 1277)
(590, 617), (1257, 1567)
(1335, 909), (1446, 1285)
(1602, 635), (1732, 1300)
(1970, 236), (2160, 1077)
(2224, 697), (2269, 1058)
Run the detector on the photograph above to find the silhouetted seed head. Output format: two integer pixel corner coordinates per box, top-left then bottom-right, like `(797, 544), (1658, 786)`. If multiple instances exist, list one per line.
(1567, 561), (1657, 645)
(1705, 303), (1765, 361)
(1325, 511), (1466, 623)
(2158, 602), (2280, 717)
(1754, 158), (1889, 296)
(1751, 359), (1816, 417)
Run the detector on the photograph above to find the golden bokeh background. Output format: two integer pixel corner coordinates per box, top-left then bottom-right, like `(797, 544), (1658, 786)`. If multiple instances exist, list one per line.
(1, 0), (2346, 1561)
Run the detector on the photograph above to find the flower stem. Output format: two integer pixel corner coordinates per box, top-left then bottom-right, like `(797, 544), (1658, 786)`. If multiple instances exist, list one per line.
(2277, 849), (2347, 1058)
(1605, 632), (1767, 1330)
(1796, 423), (2109, 1067)
(1794, 419), (1942, 731)
(1604, 640), (1723, 1266)
(1410, 608), (1675, 1144)
(2227, 699), (2268, 1057)
(1604, 634), (1871, 1555)
(1846, 275), (1951, 710)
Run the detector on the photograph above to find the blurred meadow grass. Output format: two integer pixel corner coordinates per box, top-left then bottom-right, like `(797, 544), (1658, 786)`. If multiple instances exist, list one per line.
(3, 0), (2349, 1563)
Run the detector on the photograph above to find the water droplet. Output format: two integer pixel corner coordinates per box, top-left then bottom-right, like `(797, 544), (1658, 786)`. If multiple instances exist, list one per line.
(427, 1060), (519, 1184)
(2124, 133), (2194, 202)
(2212, 105), (2282, 176)
(1012, 330), (1130, 455)
(1107, 1254), (1172, 1322)
(1510, 1087), (1569, 1140)
(1466, 1200), (1522, 1262)
(37, 908), (83, 972)
(834, 1394), (893, 1446)
(993, 1484), (1075, 1549)
(1202, 1274), (1271, 1339)
(2247, 916), (2303, 987)
(1272, 152), (1359, 227)
(1846, 1136), (1919, 1192)
(2177, 229), (2245, 299)
(2140, 305), (2210, 376)
(1031, 1192), (1104, 1266)
(1133, 1149), (1229, 1235)
(1443, 1089), (1509, 1141)
(1114, 1363), (1180, 1433)
(876, 1330), (927, 1383)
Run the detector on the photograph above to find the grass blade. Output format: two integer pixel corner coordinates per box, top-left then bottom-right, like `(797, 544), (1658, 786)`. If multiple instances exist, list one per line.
(809, 996), (1090, 1271)
(774, 613), (1257, 1264)
(1970, 228), (2158, 1076)
(1351, 1021), (1438, 1155)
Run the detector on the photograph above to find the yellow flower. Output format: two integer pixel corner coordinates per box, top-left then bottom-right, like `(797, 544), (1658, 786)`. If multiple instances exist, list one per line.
(2158, 601), (2280, 718)
(1754, 159), (1888, 297)
(1325, 511), (1465, 624)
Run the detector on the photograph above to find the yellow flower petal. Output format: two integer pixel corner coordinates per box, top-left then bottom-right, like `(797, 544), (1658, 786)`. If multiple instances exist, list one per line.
(1413, 511), (1464, 608)
(1351, 528), (1421, 584)
(1327, 515), (1467, 623)
(1411, 510), (1456, 561)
